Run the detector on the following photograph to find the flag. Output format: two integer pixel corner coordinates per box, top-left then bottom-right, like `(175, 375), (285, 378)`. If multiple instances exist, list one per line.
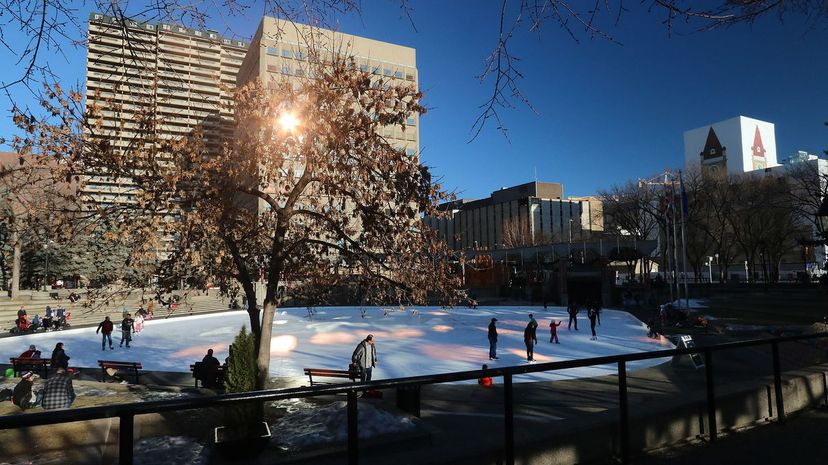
(679, 172), (689, 216)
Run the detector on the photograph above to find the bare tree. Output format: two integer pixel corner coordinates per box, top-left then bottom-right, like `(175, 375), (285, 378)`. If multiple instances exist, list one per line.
(13, 51), (460, 389)
(501, 215), (534, 249)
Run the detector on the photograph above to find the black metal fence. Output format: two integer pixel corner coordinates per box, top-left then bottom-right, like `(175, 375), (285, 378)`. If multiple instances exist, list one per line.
(1, 332), (826, 465)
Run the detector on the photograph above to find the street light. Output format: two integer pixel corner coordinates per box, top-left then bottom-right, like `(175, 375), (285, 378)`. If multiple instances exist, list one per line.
(707, 256), (714, 283)
(43, 240), (54, 291)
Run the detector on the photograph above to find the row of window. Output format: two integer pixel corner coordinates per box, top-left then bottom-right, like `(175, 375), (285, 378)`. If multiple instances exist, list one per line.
(265, 45), (415, 81)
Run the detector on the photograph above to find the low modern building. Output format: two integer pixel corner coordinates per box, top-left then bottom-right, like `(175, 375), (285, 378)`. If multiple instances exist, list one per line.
(423, 181), (603, 251)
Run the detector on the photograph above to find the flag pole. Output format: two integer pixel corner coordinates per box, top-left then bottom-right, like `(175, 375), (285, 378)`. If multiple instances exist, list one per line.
(679, 171), (690, 310)
(670, 179), (680, 307)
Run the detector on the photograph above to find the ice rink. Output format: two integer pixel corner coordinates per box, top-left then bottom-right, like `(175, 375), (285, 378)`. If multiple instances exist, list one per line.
(0, 306), (673, 383)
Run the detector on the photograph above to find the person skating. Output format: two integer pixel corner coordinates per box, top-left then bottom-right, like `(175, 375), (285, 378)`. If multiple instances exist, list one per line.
(50, 342), (69, 370)
(41, 368), (76, 410)
(352, 334), (377, 382)
(567, 303), (579, 330)
(588, 307), (598, 340)
(120, 314), (135, 348)
(528, 314), (538, 345)
(12, 372), (41, 410)
(524, 324), (535, 361)
(487, 318), (499, 360)
(549, 320), (562, 343)
(97, 316), (114, 350)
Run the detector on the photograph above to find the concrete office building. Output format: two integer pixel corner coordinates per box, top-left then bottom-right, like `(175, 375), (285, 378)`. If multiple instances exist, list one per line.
(423, 182), (603, 252)
(84, 13), (249, 207)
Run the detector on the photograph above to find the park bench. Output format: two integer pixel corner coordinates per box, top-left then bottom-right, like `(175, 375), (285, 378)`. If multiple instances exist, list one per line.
(190, 363), (226, 388)
(10, 357), (50, 378)
(303, 367), (359, 386)
(98, 360), (142, 384)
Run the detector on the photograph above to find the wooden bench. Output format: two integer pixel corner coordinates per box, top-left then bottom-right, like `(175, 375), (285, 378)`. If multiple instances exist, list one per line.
(10, 358), (50, 379)
(190, 363), (226, 388)
(98, 360), (142, 384)
(304, 367), (359, 386)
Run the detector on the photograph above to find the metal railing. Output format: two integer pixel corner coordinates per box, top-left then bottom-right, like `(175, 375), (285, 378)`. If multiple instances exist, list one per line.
(1, 332), (826, 465)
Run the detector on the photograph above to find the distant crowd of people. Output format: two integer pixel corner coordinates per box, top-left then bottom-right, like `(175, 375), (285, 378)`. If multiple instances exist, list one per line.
(12, 306), (71, 334)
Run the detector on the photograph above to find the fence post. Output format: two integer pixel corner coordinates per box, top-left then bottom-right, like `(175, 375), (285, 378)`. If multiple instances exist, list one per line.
(348, 389), (359, 465)
(504, 373), (514, 465)
(704, 349), (716, 442)
(618, 361), (629, 464)
(772, 342), (785, 423)
(119, 413), (134, 465)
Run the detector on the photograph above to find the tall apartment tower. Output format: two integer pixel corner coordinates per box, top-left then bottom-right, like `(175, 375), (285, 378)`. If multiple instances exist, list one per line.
(85, 13), (249, 207)
(237, 16), (419, 156)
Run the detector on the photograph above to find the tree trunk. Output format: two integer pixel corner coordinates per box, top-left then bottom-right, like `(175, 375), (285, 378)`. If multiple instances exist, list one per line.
(10, 229), (21, 299)
(255, 299), (276, 390)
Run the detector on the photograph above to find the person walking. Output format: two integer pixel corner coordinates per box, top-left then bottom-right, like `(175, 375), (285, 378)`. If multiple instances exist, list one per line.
(96, 316), (114, 350)
(41, 368), (76, 410)
(588, 307), (598, 340)
(50, 342), (69, 370)
(120, 314), (135, 348)
(549, 320), (562, 343)
(567, 303), (579, 331)
(352, 334), (377, 382)
(523, 324), (535, 361)
(487, 318), (499, 360)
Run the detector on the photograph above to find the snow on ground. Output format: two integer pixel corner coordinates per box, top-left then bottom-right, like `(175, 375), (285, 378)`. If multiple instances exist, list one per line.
(272, 398), (417, 449)
(669, 299), (708, 310)
(0, 306), (673, 383)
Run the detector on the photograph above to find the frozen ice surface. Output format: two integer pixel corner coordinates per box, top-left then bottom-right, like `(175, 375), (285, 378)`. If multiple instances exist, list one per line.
(0, 307), (673, 383)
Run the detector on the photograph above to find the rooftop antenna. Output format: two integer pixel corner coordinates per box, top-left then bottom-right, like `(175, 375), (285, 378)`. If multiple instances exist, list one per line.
(534, 166), (538, 183)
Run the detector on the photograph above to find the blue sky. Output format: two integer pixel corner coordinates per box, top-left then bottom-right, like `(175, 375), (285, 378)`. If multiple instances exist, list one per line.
(1, 1), (826, 199)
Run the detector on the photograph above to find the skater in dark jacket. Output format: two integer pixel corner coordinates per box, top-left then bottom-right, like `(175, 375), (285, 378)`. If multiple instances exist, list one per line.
(523, 324), (535, 361)
(567, 303), (579, 330)
(487, 318), (499, 360)
(96, 316), (114, 350)
(588, 308), (598, 340)
(120, 314), (135, 348)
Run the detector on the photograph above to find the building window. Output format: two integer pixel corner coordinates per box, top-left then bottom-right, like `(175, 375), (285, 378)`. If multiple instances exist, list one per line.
(267, 64), (278, 73)
(282, 49), (292, 58)
(405, 73), (414, 81)
(394, 70), (403, 78)
(383, 68), (392, 76)
(372, 66), (381, 75)
(281, 65), (291, 74)
(359, 64), (368, 72)
(406, 148), (415, 156)
(295, 68), (305, 77)
(295, 51), (304, 60)
(406, 117), (415, 126)
(267, 47), (278, 55)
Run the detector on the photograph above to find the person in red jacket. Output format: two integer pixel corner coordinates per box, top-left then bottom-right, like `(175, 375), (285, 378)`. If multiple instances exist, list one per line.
(96, 316), (114, 350)
(478, 364), (493, 387)
(549, 320), (562, 343)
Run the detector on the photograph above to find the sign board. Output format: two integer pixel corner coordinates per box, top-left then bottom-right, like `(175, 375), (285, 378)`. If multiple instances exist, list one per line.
(671, 335), (704, 369)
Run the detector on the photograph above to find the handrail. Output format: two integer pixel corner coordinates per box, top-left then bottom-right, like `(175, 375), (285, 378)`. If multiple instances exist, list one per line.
(1, 331), (826, 465)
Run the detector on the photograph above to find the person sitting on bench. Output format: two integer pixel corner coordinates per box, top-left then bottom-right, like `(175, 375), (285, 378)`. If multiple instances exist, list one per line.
(198, 349), (221, 388)
(19, 344), (41, 359)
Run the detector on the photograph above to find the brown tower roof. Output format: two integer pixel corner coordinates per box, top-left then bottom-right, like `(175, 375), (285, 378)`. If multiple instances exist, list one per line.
(700, 127), (726, 160)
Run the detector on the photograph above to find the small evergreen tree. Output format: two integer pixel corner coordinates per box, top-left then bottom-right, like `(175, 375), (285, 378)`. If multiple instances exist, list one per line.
(225, 326), (256, 393)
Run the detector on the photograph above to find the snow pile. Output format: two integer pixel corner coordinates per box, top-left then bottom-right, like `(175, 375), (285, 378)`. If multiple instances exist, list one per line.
(0, 436), (207, 465)
(272, 400), (416, 449)
(114, 436), (208, 465)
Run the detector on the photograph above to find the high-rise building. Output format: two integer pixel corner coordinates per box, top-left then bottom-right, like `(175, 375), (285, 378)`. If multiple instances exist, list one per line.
(84, 12), (249, 207)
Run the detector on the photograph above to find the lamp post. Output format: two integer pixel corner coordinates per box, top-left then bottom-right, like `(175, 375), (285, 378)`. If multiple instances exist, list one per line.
(744, 260), (749, 283)
(568, 218), (573, 261)
(707, 256), (713, 284)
